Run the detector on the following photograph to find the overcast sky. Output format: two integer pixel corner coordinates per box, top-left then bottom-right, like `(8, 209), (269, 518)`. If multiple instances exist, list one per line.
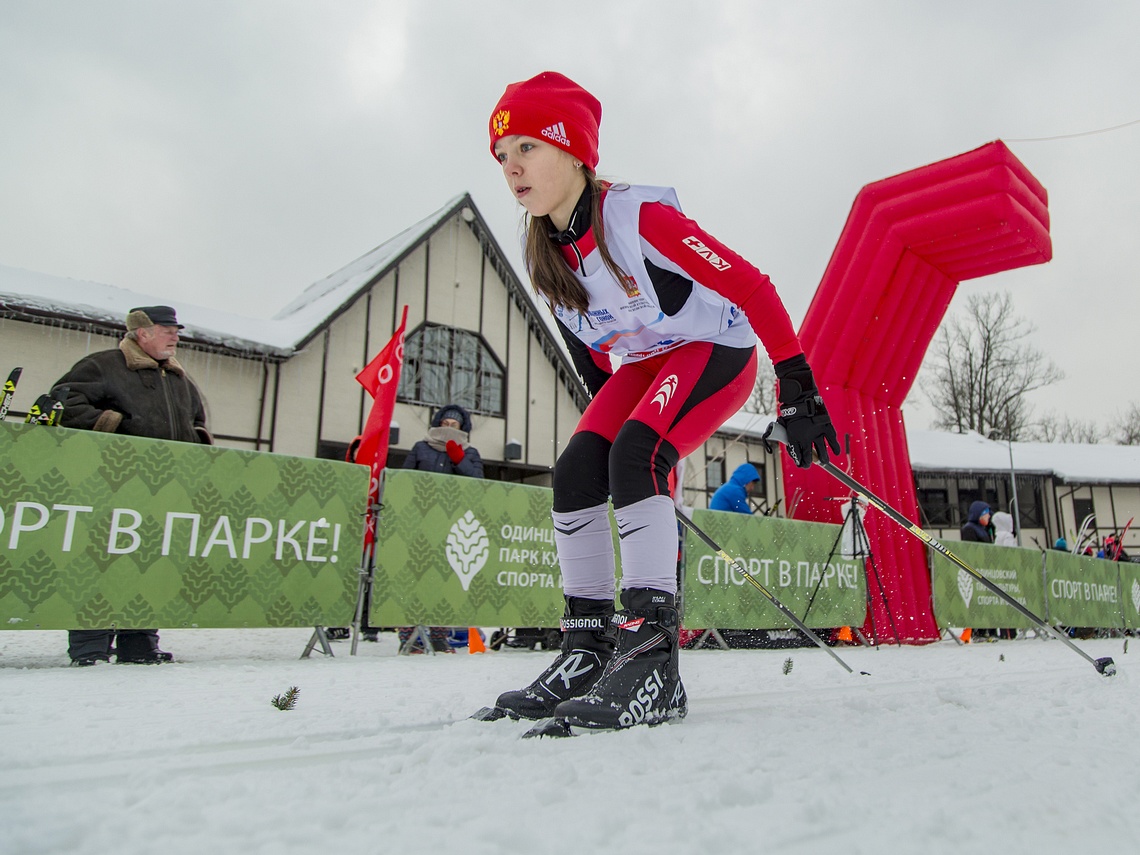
(1, 1), (1137, 433)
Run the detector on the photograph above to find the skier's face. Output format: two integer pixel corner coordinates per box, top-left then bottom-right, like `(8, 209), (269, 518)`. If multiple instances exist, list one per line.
(494, 135), (585, 231)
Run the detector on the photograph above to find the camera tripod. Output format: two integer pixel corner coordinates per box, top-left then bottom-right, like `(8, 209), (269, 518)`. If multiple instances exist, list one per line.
(802, 493), (900, 647)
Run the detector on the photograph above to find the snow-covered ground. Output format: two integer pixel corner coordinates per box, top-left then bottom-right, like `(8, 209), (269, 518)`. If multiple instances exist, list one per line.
(2, 628), (1135, 854)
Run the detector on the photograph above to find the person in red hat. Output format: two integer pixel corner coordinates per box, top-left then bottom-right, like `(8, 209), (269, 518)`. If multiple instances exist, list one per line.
(482, 71), (839, 733)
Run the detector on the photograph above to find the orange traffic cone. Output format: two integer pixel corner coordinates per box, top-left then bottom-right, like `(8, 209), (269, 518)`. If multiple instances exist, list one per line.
(468, 627), (486, 654)
(836, 625), (853, 644)
(960, 628), (972, 643)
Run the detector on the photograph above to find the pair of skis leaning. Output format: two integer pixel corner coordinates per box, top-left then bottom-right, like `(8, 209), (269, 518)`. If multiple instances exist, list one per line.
(1, 367), (67, 427)
(24, 388), (66, 426)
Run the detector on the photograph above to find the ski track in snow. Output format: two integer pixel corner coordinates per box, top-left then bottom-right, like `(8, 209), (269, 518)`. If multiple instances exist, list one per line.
(1, 628), (1137, 854)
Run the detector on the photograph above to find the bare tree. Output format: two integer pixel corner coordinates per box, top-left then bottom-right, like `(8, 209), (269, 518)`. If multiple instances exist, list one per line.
(920, 291), (1063, 439)
(1030, 413), (1103, 444)
(1111, 402), (1140, 445)
(742, 357), (776, 414)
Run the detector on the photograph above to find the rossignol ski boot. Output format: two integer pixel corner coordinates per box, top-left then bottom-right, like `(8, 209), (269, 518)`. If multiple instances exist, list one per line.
(538, 587), (686, 734)
(473, 596), (614, 721)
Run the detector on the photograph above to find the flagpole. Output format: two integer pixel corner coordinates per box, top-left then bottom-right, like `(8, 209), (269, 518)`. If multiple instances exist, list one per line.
(346, 305), (408, 655)
(350, 472), (385, 656)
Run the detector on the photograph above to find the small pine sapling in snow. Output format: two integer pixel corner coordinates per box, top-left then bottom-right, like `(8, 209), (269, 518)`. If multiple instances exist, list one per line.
(272, 686), (300, 710)
(782, 657), (794, 675)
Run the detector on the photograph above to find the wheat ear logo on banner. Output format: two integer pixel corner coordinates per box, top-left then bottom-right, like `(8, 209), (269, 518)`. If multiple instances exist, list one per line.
(957, 568), (974, 609)
(446, 511), (489, 591)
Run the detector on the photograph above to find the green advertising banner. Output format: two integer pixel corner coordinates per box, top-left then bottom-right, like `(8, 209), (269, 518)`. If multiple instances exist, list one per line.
(369, 469), (573, 627)
(0, 422), (369, 629)
(681, 510), (866, 629)
(1044, 550), (1123, 628)
(930, 541), (1046, 629)
(1118, 561), (1140, 631)
(370, 472), (866, 631)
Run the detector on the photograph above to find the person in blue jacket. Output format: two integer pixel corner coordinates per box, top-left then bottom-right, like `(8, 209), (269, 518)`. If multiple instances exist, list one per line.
(709, 463), (761, 514)
(960, 501), (993, 544)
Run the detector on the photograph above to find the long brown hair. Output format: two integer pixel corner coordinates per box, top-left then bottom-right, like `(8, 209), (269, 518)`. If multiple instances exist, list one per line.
(523, 170), (632, 314)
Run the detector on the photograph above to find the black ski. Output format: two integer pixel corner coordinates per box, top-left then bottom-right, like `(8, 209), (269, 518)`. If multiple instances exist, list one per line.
(523, 718), (576, 738)
(0, 367), (22, 421)
(470, 707), (599, 738)
(470, 706), (511, 722)
(521, 714), (682, 739)
(24, 387), (66, 426)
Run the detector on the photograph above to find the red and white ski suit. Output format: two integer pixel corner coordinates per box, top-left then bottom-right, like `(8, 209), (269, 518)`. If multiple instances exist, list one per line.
(540, 184), (804, 598)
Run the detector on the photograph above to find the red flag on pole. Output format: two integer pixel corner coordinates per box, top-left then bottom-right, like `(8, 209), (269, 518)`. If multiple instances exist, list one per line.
(356, 305), (408, 546)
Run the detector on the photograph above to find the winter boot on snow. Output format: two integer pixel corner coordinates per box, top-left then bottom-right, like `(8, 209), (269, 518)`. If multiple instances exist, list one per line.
(478, 596), (614, 721)
(549, 587), (686, 731)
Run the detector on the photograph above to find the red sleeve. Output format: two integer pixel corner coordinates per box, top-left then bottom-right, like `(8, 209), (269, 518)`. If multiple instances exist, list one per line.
(639, 201), (802, 363)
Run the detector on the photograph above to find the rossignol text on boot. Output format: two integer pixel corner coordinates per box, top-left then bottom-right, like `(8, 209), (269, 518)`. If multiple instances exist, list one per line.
(481, 596), (615, 720)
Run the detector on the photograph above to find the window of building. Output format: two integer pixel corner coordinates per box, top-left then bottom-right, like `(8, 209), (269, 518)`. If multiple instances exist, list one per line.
(915, 481), (952, 527)
(316, 440), (350, 462)
(397, 323), (505, 416)
(706, 456), (727, 491)
(1072, 497), (1095, 530)
(914, 472), (1048, 530)
(1011, 475), (1045, 529)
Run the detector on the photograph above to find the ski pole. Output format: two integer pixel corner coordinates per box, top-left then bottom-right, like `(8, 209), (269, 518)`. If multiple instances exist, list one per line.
(763, 422), (1116, 677)
(675, 508), (867, 675)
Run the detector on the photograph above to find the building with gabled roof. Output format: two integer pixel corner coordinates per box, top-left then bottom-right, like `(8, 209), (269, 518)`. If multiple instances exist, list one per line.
(0, 194), (588, 481)
(5, 193), (1138, 557)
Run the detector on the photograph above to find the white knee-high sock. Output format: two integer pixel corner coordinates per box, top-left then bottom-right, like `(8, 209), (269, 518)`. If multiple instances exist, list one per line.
(552, 504), (616, 600)
(612, 495), (679, 595)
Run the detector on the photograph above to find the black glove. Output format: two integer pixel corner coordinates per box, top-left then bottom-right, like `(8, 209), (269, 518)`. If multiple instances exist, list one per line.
(774, 354), (840, 469)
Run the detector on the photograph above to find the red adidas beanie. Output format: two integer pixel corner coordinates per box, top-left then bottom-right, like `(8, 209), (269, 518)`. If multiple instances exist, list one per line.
(488, 71), (602, 170)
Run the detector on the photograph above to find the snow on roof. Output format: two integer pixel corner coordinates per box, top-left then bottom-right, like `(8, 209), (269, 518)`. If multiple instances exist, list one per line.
(0, 262), (293, 355)
(0, 194), (469, 356)
(717, 411), (1140, 485)
(907, 428), (1140, 484)
(271, 194), (469, 347)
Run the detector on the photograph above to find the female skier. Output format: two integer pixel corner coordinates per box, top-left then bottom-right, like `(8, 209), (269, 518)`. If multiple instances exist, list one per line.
(484, 71), (838, 732)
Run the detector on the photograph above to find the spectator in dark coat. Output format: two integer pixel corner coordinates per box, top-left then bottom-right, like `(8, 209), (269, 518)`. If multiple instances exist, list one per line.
(401, 404), (484, 478)
(399, 404), (483, 652)
(960, 501), (996, 640)
(709, 463), (761, 514)
(960, 501), (993, 544)
(52, 305), (211, 666)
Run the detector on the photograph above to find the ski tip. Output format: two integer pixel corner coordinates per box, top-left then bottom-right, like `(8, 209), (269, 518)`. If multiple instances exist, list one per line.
(522, 718), (576, 739)
(1095, 657), (1117, 677)
(470, 706), (510, 722)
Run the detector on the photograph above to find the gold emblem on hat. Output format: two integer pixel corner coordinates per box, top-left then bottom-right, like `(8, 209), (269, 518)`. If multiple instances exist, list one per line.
(492, 110), (510, 136)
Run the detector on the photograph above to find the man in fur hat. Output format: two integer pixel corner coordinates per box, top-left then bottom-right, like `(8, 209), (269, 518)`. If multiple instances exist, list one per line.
(52, 305), (211, 666)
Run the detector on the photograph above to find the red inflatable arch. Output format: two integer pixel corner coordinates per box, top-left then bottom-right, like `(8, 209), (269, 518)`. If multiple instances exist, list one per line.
(782, 140), (1051, 642)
